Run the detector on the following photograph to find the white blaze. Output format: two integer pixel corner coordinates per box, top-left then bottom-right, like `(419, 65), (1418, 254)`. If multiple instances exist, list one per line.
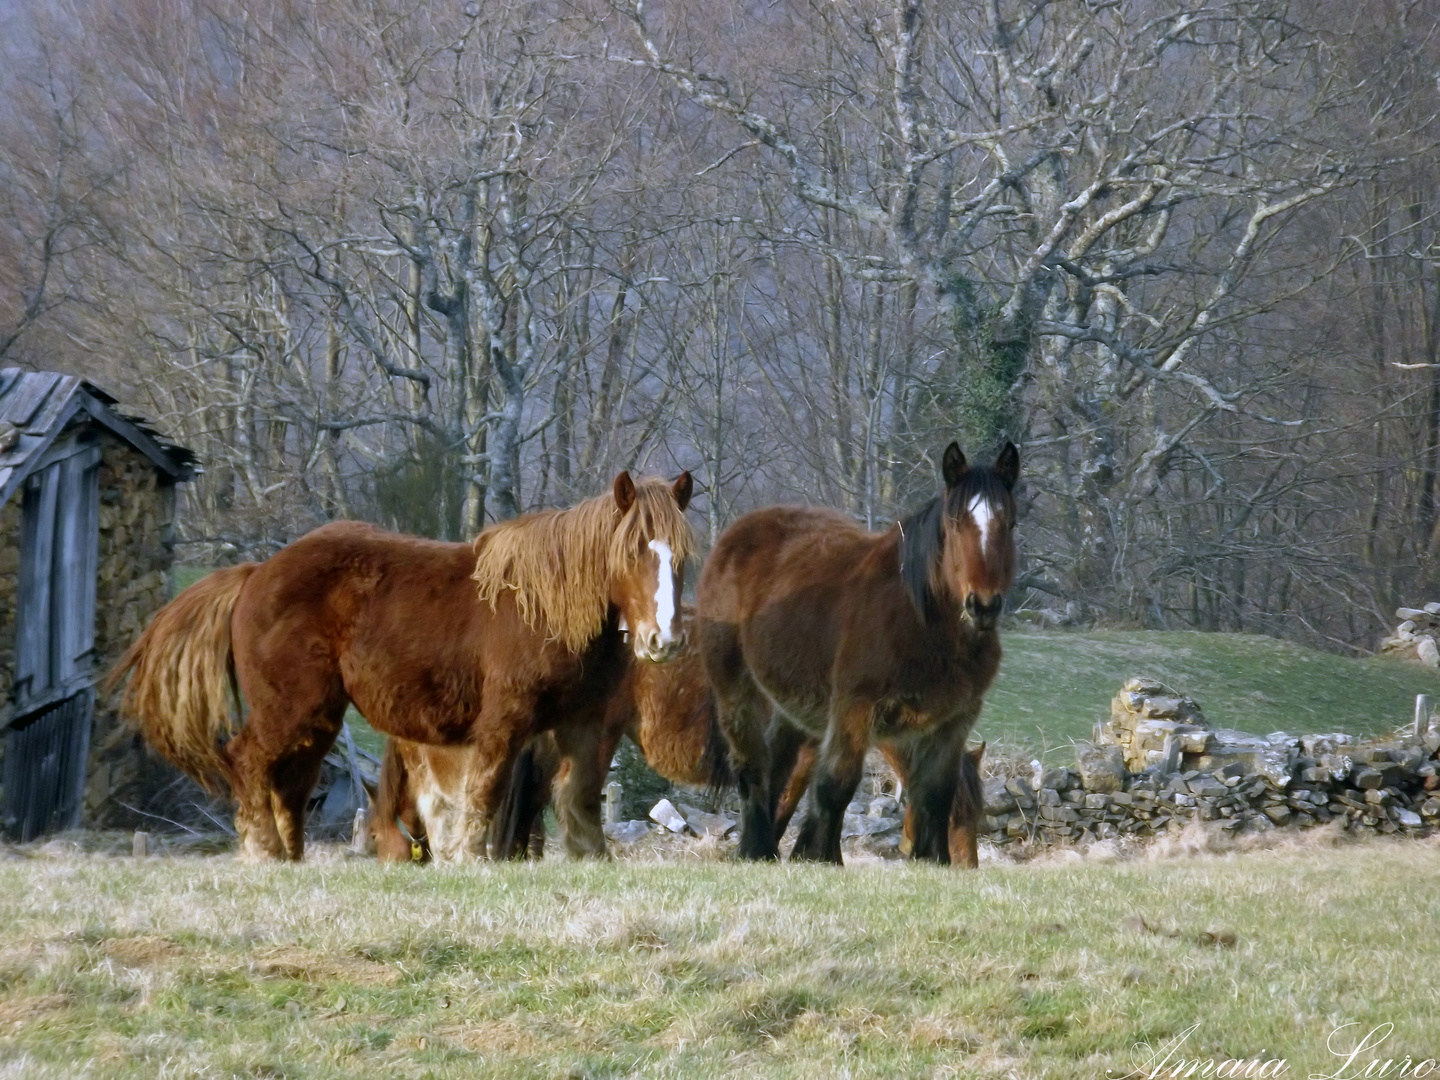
(648, 539), (676, 644)
(968, 495), (995, 556)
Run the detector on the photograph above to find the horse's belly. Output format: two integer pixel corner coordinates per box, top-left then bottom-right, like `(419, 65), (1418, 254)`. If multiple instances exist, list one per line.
(756, 682), (830, 736)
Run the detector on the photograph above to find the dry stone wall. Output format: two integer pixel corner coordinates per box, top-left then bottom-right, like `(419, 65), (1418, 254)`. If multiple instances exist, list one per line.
(979, 678), (1440, 848)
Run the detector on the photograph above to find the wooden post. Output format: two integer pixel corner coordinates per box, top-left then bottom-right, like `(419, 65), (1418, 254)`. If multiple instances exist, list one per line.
(1416, 694), (1433, 737)
(603, 781), (623, 826)
(132, 830), (150, 858)
(349, 808), (374, 855)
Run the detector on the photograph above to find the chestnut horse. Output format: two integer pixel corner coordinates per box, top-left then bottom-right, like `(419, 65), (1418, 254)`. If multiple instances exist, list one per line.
(697, 441), (1018, 863)
(111, 472), (694, 861)
(371, 609), (731, 861)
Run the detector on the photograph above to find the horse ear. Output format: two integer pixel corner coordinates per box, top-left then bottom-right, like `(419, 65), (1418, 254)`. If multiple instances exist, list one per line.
(941, 442), (967, 488)
(968, 741), (986, 767)
(993, 441), (1020, 489)
(672, 470), (693, 512)
(613, 471), (636, 514)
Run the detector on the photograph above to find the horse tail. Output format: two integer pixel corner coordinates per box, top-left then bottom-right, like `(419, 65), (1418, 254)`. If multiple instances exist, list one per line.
(698, 689), (734, 801)
(490, 735), (556, 860)
(105, 563), (258, 795)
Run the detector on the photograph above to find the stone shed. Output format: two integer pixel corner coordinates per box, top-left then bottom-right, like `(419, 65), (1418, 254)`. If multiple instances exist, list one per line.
(0, 369), (194, 841)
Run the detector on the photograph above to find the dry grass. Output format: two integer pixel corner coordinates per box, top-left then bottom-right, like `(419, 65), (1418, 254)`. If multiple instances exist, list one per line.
(0, 835), (1436, 1077)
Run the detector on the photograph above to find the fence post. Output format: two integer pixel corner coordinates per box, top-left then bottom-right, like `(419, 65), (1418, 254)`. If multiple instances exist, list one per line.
(349, 808), (373, 855)
(1416, 694), (1433, 738)
(603, 781), (623, 826)
(132, 830), (150, 858)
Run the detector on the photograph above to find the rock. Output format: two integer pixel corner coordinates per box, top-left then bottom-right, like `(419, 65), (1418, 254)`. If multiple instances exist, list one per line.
(1418, 637), (1440, 668)
(649, 798), (693, 834)
(1425, 602), (1440, 614)
(1397, 607), (1430, 621)
(1032, 764), (1070, 792)
(842, 813), (900, 838)
(867, 796), (899, 818)
(1352, 768), (1384, 790)
(676, 803), (736, 838)
(1038, 788), (1061, 806)
(605, 820), (652, 844)
(1420, 797), (1440, 818)
(1075, 742), (1127, 793)
(1394, 808), (1422, 828)
(984, 779), (1017, 814)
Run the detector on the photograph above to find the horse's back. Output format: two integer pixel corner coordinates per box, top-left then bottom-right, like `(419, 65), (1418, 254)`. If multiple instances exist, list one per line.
(697, 505), (879, 622)
(697, 506), (896, 731)
(232, 521), (486, 741)
(239, 521), (474, 622)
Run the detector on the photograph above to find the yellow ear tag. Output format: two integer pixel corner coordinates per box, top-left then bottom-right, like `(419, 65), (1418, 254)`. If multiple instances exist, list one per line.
(410, 841), (423, 862)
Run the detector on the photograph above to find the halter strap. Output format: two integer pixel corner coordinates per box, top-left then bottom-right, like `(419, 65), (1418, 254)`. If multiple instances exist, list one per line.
(393, 815), (425, 862)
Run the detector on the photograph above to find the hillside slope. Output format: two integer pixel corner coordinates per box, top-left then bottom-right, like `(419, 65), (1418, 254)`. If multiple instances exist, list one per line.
(982, 629), (1438, 751)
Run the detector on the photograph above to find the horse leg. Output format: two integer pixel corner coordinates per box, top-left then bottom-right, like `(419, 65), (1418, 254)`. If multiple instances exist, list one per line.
(947, 742), (986, 869)
(904, 724), (968, 864)
(224, 728), (285, 862)
(724, 682), (783, 861)
(766, 720), (813, 842)
(550, 718), (610, 859)
(790, 704), (869, 864)
(268, 726), (342, 861)
(457, 690), (541, 860)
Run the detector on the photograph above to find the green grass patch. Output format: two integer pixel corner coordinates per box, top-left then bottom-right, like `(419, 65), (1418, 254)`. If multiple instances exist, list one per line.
(0, 844), (1435, 1076)
(982, 629), (1440, 753)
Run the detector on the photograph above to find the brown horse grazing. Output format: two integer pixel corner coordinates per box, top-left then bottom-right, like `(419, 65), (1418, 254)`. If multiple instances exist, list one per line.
(374, 609), (732, 862)
(697, 441), (1018, 864)
(110, 472), (694, 862)
(773, 740), (987, 867)
(369, 739), (471, 863)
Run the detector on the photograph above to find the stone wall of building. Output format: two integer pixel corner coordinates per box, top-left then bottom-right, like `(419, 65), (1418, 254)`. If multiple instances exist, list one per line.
(84, 436), (180, 826)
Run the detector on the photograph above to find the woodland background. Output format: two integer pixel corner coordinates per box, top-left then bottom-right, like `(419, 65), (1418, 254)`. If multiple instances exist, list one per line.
(2, 0), (1438, 654)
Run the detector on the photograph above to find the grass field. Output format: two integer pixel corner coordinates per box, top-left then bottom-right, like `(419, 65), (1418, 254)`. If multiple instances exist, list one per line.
(0, 838), (1436, 1078)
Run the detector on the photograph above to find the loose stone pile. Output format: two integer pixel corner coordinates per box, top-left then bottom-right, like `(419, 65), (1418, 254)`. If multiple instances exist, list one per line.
(1379, 604), (1440, 667)
(979, 678), (1440, 847)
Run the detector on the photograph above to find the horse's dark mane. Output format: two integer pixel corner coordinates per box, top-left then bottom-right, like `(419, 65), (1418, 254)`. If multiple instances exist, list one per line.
(898, 466), (1011, 616)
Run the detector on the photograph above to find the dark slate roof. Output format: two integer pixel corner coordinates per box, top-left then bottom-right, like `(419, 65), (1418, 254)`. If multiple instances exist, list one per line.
(0, 368), (196, 508)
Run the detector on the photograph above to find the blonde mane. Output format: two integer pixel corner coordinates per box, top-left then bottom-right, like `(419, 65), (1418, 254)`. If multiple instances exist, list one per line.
(472, 478), (695, 652)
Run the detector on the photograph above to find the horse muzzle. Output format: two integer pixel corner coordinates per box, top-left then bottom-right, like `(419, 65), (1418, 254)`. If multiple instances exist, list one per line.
(964, 593), (1004, 631)
(633, 626), (686, 663)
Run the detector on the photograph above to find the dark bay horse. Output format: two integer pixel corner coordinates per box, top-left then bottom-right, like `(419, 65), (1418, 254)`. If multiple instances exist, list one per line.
(111, 472), (694, 861)
(371, 608), (731, 861)
(697, 441), (1018, 863)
